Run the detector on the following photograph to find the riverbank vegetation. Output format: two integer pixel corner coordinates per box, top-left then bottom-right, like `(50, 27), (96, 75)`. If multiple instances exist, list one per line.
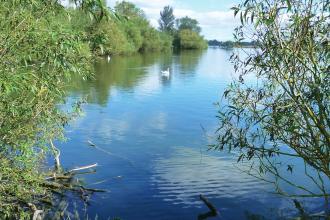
(0, 0), (109, 218)
(68, 1), (207, 56)
(214, 0), (329, 217)
(208, 40), (257, 48)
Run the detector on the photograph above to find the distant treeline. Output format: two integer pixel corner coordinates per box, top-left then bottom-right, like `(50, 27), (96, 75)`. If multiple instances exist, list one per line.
(67, 1), (207, 56)
(208, 40), (257, 48)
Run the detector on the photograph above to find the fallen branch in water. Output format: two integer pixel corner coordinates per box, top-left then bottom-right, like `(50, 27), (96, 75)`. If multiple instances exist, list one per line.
(28, 203), (43, 220)
(45, 174), (72, 181)
(87, 140), (96, 147)
(65, 163), (98, 174)
(80, 186), (108, 193)
(50, 140), (61, 172)
(199, 194), (219, 217)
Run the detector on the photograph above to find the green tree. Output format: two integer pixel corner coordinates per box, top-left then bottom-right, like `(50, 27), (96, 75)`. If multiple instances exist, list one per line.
(176, 16), (201, 33)
(114, 1), (146, 20)
(159, 6), (175, 34)
(213, 0), (330, 215)
(114, 1), (172, 53)
(177, 29), (207, 49)
(88, 19), (135, 55)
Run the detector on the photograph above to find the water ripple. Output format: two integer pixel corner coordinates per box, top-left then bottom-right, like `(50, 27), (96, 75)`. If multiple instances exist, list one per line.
(150, 147), (271, 207)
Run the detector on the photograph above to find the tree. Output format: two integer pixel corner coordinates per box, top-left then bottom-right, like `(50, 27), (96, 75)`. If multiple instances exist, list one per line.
(177, 29), (207, 49)
(176, 16), (201, 33)
(159, 6), (175, 34)
(114, 1), (146, 20)
(213, 0), (329, 215)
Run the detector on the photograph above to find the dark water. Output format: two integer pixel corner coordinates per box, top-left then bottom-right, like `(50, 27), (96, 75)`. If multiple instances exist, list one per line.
(59, 49), (325, 219)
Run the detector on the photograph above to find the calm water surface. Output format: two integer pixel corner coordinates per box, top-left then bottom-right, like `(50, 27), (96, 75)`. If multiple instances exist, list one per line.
(59, 49), (322, 219)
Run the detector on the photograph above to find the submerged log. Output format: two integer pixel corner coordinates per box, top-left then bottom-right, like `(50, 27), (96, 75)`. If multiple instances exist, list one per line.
(198, 194), (220, 220)
(200, 194), (219, 216)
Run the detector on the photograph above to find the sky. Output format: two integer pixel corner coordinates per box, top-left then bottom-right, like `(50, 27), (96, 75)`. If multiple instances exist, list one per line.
(107, 0), (241, 41)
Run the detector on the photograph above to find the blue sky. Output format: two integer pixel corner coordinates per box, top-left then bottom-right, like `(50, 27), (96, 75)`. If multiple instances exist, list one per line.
(107, 0), (241, 40)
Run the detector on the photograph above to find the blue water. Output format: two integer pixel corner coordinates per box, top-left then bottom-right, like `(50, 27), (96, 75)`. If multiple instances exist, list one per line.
(57, 48), (326, 219)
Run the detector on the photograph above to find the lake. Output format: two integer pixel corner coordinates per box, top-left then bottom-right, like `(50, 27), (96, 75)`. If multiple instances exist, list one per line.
(58, 48), (323, 219)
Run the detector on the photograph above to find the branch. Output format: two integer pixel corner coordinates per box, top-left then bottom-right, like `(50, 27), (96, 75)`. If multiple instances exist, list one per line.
(50, 139), (61, 172)
(199, 194), (219, 216)
(65, 163), (98, 174)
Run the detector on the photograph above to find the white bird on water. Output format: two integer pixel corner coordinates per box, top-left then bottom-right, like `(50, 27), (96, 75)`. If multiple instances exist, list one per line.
(161, 68), (170, 77)
(107, 55), (111, 62)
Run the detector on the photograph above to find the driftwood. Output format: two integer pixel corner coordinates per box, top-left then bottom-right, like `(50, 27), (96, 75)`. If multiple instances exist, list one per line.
(37, 140), (105, 218)
(200, 194), (219, 215)
(50, 140), (61, 171)
(45, 174), (72, 181)
(80, 186), (107, 193)
(28, 203), (43, 220)
(65, 163), (98, 174)
(32, 210), (43, 220)
(198, 194), (220, 220)
(87, 140), (96, 147)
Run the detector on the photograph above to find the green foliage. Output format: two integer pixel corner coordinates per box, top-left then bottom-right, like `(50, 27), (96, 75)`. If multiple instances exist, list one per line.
(208, 40), (257, 48)
(176, 29), (207, 49)
(213, 0), (330, 211)
(171, 15), (206, 50)
(123, 21), (144, 51)
(159, 6), (175, 34)
(114, 0), (146, 20)
(0, 155), (46, 219)
(84, 1), (172, 55)
(88, 19), (135, 55)
(140, 27), (172, 52)
(0, 0), (108, 218)
(69, 2), (204, 55)
(176, 16), (201, 33)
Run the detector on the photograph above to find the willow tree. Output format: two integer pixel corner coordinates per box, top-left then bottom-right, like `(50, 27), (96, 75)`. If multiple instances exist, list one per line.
(213, 0), (329, 215)
(0, 0), (107, 218)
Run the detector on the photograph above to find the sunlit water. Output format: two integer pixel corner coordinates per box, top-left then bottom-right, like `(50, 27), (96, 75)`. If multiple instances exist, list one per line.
(57, 49), (326, 219)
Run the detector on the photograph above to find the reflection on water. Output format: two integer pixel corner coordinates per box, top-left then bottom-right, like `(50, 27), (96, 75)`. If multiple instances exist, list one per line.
(59, 49), (322, 220)
(68, 50), (206, 106)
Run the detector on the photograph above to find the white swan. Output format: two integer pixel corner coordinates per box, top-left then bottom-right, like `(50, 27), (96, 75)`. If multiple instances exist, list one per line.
(107, 55), (111, 62)
(161, 68), (170, 77)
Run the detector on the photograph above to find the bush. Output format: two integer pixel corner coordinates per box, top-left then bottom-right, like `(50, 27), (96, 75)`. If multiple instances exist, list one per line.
(177, 29), (207, 49)
(88, 19), (135, 55)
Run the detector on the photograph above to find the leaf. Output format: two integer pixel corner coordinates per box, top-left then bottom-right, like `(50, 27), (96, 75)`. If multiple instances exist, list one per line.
(255, 18), (260, 27)
(231, 7), (239, 17)
(237, 154), (244, 162)
(223, 89), (230, 98)
(287, 165), (293, 173)
(286, 0), (292, 11)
